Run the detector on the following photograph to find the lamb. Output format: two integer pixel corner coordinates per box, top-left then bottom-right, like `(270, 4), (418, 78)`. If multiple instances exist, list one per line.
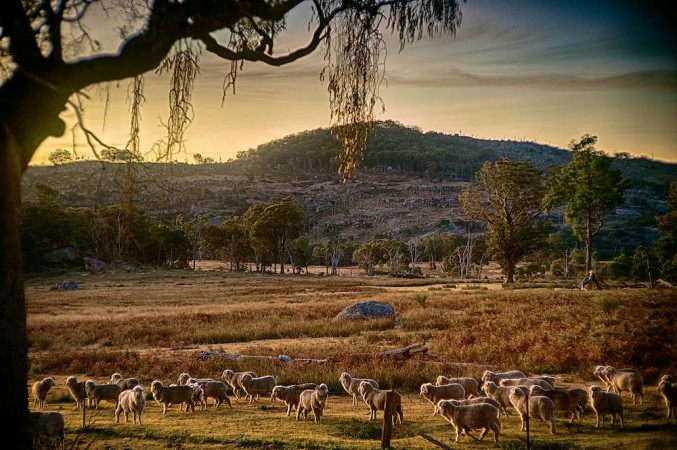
(32, 377), (56, 408)
(115, 385), (146, 425)
(435, 400), (501, 443)
(296, 384), (329, 423)
(657, 375), (676, 422)
(358, 381), (404, 424)
(603, 366), (643, 404)
(85, 380), (122, 410)
(589, 385), (624, 428)
(482, 370), (526, 385)
(482, 381), (522, 419)
(420, 382), (465, 414)
(197, 380), (232, 409)
(530, 385), (583, 423)
(435, 376), (480, 398)
(29, 411), (65, 450)
(109, 373), (140, 391)
(239, 374), (277, 404)
(221, 369), (257, 401)
(65, 376), (87, 409)
(339, 372), (379, 407)
(271, 383), (318, 416)
(151, 380), (195, 414)
(433, 397), (501, 417)
(499, 377), (554, 390)
(508, 387), (557, 434)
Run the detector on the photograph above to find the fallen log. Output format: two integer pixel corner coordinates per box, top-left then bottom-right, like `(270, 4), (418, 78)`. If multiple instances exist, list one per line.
(196, 351), (326, 364)
(377, 340), (428, 358)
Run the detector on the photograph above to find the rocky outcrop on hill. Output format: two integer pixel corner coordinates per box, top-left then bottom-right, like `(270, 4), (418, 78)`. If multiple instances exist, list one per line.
(334, 301), (396, 321)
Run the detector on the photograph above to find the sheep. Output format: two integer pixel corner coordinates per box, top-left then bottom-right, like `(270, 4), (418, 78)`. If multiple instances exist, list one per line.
(65, 376), (87, 409)
(435, 400), (501, 443)
(530, 385), (583, 423)
(115, 385), (146, 425)
(197, 381), (233, 409)
(109, 372), (140, 391)
(185, 384), (205, 411)
(29, 411), (64, 450)
(358, 381), (403, 424)
(85, 380), (122, 410)
(271, 383), (318, 416)
(151, 380), (195, 414)
(593, 365), (612, 389)
(482, 370), (526, 385)
(530, 375), (556, 388)
(435, 376), (480, 398)
(420, 382), (465, 414)
(508, 387), (557, 434)
(499, 377), (554, 390)
(239, 374), (277, 404)
(339, 372), (379, 407)
(603, 366), (643, 404)
(482, 381), (523, 419)
(32, 377), (56, 408)
(221, 369), (257, 401)
(296, 384), (329, 423)
(589, 385), (624, 428)
(657, 376), (676, 422)
(433, 397), (501, 417)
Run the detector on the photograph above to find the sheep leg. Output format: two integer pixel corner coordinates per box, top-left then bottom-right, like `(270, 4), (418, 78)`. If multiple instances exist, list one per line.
(464, 430), (480, 441)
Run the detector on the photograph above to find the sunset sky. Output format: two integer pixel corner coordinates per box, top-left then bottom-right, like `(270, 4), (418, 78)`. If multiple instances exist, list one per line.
(33, 0), (677, 165)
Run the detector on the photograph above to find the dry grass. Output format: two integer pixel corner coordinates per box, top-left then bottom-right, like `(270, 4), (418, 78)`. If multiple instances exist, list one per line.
(25, 269), (677, 449)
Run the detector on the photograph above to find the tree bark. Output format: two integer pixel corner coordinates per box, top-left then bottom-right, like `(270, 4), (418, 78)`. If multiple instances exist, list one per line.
(585, 214), (593, 272)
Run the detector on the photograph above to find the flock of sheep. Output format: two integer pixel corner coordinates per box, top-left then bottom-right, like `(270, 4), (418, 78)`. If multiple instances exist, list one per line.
(28, 365), (677, 448)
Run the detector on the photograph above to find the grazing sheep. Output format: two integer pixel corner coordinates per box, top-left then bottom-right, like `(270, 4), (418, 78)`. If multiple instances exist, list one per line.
(109, 373), (140, 391)
(531, 375), (556, 388)
(482, 370), (526, 385)
(435, 400), (501, 443)
(296, 384), (329, 423)
(508, 387), (557, 434)
(339, 372), (379, 407)
(593, 365), (612, 389)
(499, 377), (554, 390)
(420, 383), (465, 414)
(657, 376), (676, 422)
(151, 380), (195, 414)
(29, 411), (64, 450)
(530, 385), (582, 423)
(358, 381), (403, 424)
(32, 377), (56, 408)
(271, 383), (318, 416)
(434, 397), (501, 417)
(589, 385), (624, 428)
(197, 381), (232, 409)
(85, 380), (122, 410)
(239, 374), (277, 404)
(603, 366), (643, 404)
(435, 376), (480, 398)
(221, 370), (257, 401)
(115, 386), (146, 425)
(185, 384), (205, 411)
(482, 381), (520, 419)
(65, 376), (87, 409)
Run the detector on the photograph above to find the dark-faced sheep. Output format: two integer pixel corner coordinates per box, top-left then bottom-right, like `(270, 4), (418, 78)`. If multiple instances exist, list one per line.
(435, 400), (501, 443)
(358, 381), (403, 424)
(32, 377), (56, 408)
(339, 372), (379, 407)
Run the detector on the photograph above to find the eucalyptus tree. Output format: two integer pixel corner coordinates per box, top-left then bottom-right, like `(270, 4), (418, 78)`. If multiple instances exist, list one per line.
(1, 0), (465, 444)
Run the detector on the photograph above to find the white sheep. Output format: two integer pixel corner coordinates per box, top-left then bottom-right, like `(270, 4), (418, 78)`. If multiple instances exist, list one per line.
(339, 372), (379, 407)
(29, 411), (64, 450)
(271, 383), (318, 416)
(482, 370), (526, 384)
(603, 366), (643, 404)
(296, 384), (329, 423)
(420, 382), (465, 414)
(221, 369), (257, 401)
(32, 377), (56, 408)
(151, 380), (195, 414)
(239, 374), (277, 404)
(197, 380), (232, 409)
(508, 387), (557, 434)
(110, 373), (140, 391)
(85, 380), (122, 410)
(358, 381), (403, 424)
(589, 385), (624, 428)
(657, 376), (676, 422)
(499, 377), (554, 390)
(530, 385), (582, 423)
(435, 400), (501, 443)
(435, 376), (480, 398)
(115, 385), (146, 425)
(482, 381), (520, 419)
(530, 375), (556, 387)
(65, 376), (87, 409)
(433, 397), (501, 416)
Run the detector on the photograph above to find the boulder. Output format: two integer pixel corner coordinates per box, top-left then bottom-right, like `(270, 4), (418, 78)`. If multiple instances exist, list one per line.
(55, 280), (79, 291)
(83, 257), (106, 272)
(334, 301), (395, 321)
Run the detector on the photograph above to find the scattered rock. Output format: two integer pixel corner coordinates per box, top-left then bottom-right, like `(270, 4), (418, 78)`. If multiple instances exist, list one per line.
(55, 280), (79, 291)
(83, 257), (106, 272)
(334, 300), (396, 321)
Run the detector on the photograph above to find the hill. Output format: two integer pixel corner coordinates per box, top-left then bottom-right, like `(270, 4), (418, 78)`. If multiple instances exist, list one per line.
(22, 122), (675, 252)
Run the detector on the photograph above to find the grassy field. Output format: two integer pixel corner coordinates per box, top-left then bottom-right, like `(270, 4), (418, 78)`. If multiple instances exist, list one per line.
(25, 269), (677, 449)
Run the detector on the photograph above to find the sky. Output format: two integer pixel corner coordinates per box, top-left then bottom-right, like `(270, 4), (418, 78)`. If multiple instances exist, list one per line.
(32, 0), (677, 165)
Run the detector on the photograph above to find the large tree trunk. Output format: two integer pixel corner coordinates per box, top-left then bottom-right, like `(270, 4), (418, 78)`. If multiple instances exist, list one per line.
(504, 261), (515, 284)
(585, 216), (593, 272)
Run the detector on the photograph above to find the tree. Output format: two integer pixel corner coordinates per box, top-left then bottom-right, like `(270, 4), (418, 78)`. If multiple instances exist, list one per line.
(545, 135), (630, 272)
(460, 160), (549, 284)
(654, 182), (677, 281)
(250, 199), (304, 274)
(47, 148), (73, 165)
(1, 0), (464, 444)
